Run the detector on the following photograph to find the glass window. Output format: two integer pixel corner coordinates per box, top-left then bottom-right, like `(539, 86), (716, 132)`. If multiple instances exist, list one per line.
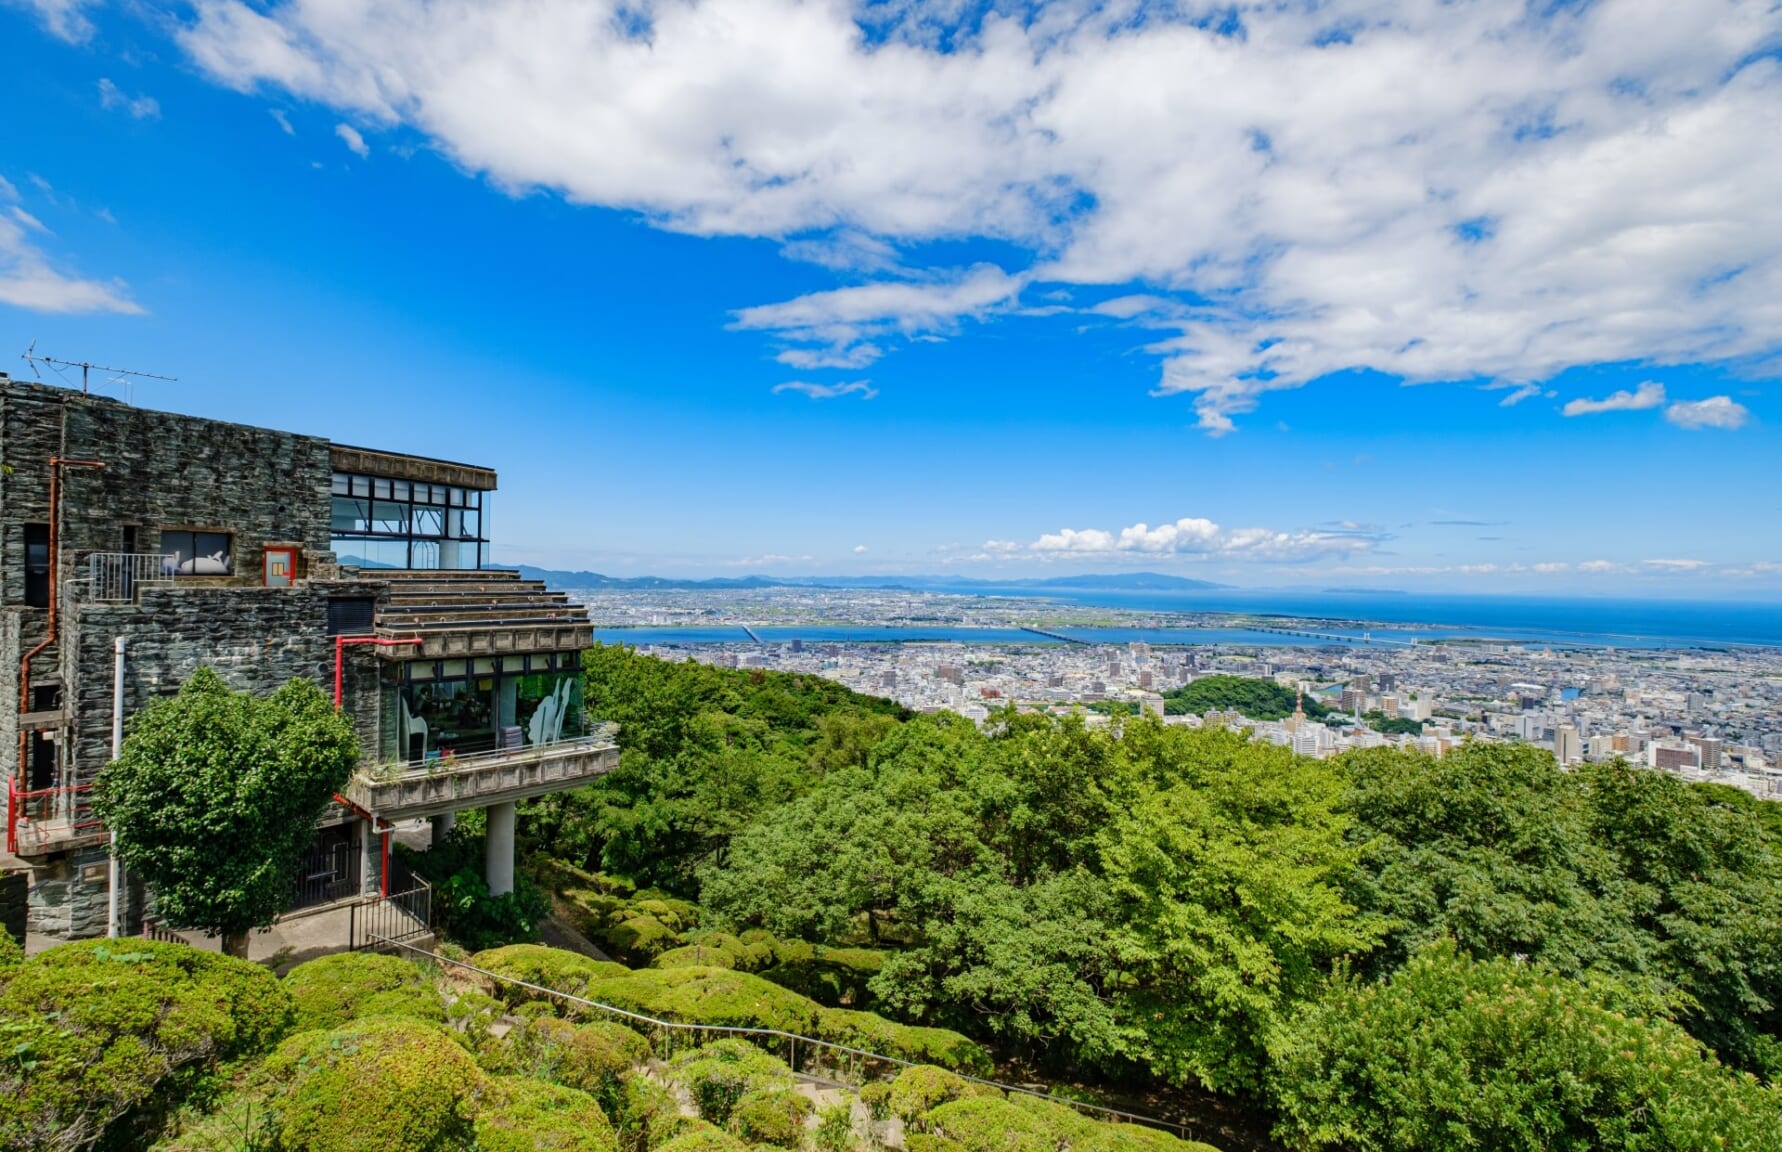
(331, 473), (350, 495)
(23, 524), (49, 608)
(412, 505), (444, 537)
(350, 475), (371, 498)
(333, 536), (409, 568)
(160, 530), (232, 576)
(373, 478), (392, 499)
(331, 497), (371, 533)
(392, 481), (410, 501)
(371, 501), (409, 534)
(441, 659), (467, 679)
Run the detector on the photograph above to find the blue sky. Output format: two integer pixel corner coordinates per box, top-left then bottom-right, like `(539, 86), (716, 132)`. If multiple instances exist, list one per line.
(2, 0), (1779, 596)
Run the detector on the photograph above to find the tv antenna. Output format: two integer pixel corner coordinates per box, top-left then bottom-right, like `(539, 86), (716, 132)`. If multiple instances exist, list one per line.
(20, 341), (176, 396)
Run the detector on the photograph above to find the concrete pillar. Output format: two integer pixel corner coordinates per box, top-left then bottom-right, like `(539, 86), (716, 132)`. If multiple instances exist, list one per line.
(360, 818), (379, 897)
(485, 802), (515, 897)
(431, 810), (455, 847)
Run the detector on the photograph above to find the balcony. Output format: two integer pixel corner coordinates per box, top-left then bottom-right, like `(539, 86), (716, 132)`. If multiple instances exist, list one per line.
(339, 724), (620, 821)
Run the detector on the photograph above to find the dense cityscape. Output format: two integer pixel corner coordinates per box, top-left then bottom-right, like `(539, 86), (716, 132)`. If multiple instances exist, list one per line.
(581, 588), (1782, 801)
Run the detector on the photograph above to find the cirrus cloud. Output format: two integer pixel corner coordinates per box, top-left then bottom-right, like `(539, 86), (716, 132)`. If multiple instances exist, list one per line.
(771, 380), (878, 400)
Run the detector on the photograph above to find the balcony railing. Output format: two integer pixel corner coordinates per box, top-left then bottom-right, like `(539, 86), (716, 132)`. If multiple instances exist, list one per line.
(341, 723), (620, 820)
(86, 552), (172, 602)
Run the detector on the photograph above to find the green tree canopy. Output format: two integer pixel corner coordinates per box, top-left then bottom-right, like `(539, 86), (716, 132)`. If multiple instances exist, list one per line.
(92, 668), (359, 956)
(1163, 675), (1328, 721)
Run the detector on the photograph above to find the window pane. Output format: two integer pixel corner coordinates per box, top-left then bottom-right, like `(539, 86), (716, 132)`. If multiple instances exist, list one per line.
(350, 475), (371, 497)
(373, 478), (392, 499)
(441, 659), (468, 679)
(331, 473), (350, 495)
(410, 539), (440, 568)
(331, 497), (371, 533)
(333, 536), (409, 568)
(411, 506), (444, 536)
(458, 510), (480, 539)
(371, 501), (408, 534)
(392, 481), (410, 501)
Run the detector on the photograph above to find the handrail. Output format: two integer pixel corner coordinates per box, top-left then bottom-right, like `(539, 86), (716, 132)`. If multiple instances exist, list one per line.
(372, 937), (1195, 1140)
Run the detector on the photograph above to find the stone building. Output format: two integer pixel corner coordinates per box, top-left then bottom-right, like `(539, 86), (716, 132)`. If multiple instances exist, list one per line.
(0, 373), (614, 941)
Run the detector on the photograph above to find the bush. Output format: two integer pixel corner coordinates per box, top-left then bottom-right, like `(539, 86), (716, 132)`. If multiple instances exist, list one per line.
(1268, 942), (1782, 1152)
(614, 1072), (698, 1152)
(446, 990), (504, 1050)
(729, 1088), (812, 1147)
(762, 948), (886, 1008)
(401, 831), (553, 951)
(858, 1082), (892, 1122)
(888, 1065), (1002, 1127)
(1004, 1093), (1096, 1141)
(0, 939), (291, 1152)
(0, 933), (23, 967)
(604, 915), (679, 965)
(474, 1075), (618, 1152)
(473, 944), (631, 1008)
(583, 966), (823, 1034)
(264, 1016), (483, 1152)
(669, 1039), (795, 1126)
(814, 1101), (856, 1152)
(283, 951), (434, 1032)
(655, 1119), (749, 1152)
(483, 1013), (651, 1112)
(1075, 1125), (1219, 1152)
(906, 1137), (966, 1152)
(817, 1008), (992, 1076)
(925, 1097), (1055, 1152)
(655, 944), (740, 971)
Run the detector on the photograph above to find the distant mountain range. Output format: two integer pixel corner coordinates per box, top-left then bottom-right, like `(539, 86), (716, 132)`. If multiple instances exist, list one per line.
(504, 566), (1229, 593)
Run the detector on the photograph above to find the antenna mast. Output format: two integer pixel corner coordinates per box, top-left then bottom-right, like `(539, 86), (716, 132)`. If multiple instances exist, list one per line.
(20, 342), (176, 396)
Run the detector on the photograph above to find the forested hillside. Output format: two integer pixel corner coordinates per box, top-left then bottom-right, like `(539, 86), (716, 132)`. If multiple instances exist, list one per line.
(1161, 675), (1328, 721)
(524, 646), (1782, 1151)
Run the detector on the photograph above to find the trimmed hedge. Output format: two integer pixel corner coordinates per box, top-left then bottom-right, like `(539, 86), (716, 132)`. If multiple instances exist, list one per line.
(583, 966), (823, 1034)
(729, 1088), (811, 1147)
(0, 938), (292, 1152)
(474, 1075), (618, 1152)
(655, 1119), (750, 1152)
(888, 1065), (1003, 1127)
(613, 1071), (700, 1152)
(282, 951), (437, 1032)
(925, 1097), (1057, 1152)
(669, 1039), (796, 1126)
(264, 1016), (483, 1152)
(761, 949), (885, 1008)
(472, 943), (631, 1006)
(480, 1014), (650, 1114)
(817, 1008), (992, 1076)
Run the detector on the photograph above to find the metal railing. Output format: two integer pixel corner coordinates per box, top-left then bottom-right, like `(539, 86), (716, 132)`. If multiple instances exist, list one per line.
(291, 835), (362, 912)
(7, 779), (98, 855)
(86, 552), (171, 602)
(349, 867), (432, 952)
(361, 722), (619, 782)
(372, 937), (1200, 1142)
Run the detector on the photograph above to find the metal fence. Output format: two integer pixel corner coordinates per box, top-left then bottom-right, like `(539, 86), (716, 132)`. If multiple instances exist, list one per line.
(372, 937), (1199, 1143)
(86, 552), (170, 602)
(348, 863), (432, 952)
(291, 834), (361, 912)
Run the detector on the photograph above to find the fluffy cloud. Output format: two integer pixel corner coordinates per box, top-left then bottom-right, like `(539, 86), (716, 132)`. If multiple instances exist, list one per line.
(173, 1), (1782, 431)
(1022, 516), (1379, 562)
(770, 380), (877, 400)
(334, 123), (369, 157)
(1664, 395), (1750, 430)
(0, 214), (144, 315)
(98, 79), (162, 120)
(8, 0), (96, 42)
(1562, 381), (1667, 417)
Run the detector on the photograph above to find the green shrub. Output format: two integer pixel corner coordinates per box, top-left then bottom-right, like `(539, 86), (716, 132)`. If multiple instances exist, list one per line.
(906, 1135), (966, 1152)
(583, 966), (823, 1034)
(816, 1008), (992, 1076)
(1075, 1124), (1219, 1152)
(925, 1097), (1056, 1152)
(655, 1119), (749, 1152)
(814, 1101), (856, 1152)
(358, 982), (446, 1025)
(1004, 1093), (1097, 1141)
(669, 1039), (795, 1126)
(473, 944), (631, 1008)
(729, 1088), (812, 1147)
(631, 895), (702, 932)
(0, 933), (23, 967)
(888, 1065), (1002, 1127)
(762, 949), (885, 1008)
(282, 951), (431, 1032)
(604, 915), (679, 965)
(858, 1082), (892, 1123)
(557, 1021), (653, 1112)
(474, 1075), (618, 1152)
(1268, 942), (1782, 1152)
(479, 1014), (581, 1079)
(655, 944), (740, 970)
(446, 990), (505, 1051)
(264, 1016), (483, 1152)
(0, 938), (291, 1152)
(614, 1072), (698, 1152)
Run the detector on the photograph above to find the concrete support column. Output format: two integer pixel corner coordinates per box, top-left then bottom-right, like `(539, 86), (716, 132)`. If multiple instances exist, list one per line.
(485, 802), (516, 897)
(360, 818), (379, 897)
(431, 811), (455, 847)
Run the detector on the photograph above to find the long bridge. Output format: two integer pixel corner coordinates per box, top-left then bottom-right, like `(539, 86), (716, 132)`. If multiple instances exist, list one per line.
(1020, 625), (1089, 644)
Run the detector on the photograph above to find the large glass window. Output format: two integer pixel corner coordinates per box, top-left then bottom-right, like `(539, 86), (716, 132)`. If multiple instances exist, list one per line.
(385, 656), (583, 762)
(330, 470), (490, 570)
(160, 530), (233, 576)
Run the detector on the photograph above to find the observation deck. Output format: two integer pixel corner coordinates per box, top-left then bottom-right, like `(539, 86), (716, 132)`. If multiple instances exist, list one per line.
(340, 724), (620, 822)
(368, 569), (592, 659)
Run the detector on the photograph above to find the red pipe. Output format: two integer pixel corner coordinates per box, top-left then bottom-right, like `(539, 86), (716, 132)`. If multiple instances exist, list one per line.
(332, 634), (421, 896)
(12, 456), (106, 852)
(333, 634), (422, 707)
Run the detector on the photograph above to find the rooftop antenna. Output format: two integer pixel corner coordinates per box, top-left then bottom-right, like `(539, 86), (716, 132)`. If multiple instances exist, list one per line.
(20, 341), (176, 397)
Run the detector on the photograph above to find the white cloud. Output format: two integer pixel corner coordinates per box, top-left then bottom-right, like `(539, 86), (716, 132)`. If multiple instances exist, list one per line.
(10, 208), (47, 233)
(1493, 382), (1543, 407)
(724, 553), (814, 567)
(0, 176), (17, 203)
(172, 1), (1782, 430)
(8, 0), (97, 42)
(1642, 558), (1710, 570)
(770, 380), (877, 400)
(1664, 395), (1750, 430)
(1562, 381), (1666, 417)
(852, 544), (868, 554)
(736, 265), (1021, 367)
(334, 123), (369, 157)
(270, 108), (295, 135)
(0, 215), (144, 315)
(98, 79), (162, 120)
(1022, 516), (1379, 563)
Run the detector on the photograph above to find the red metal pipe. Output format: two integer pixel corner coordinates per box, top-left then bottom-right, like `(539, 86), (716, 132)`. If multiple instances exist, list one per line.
(12, 456), (106, 851)
(333, 634), (422, 707)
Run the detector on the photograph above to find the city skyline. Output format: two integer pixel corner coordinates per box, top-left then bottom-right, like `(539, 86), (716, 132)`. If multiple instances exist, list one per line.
(3, 1), (1779, 595)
